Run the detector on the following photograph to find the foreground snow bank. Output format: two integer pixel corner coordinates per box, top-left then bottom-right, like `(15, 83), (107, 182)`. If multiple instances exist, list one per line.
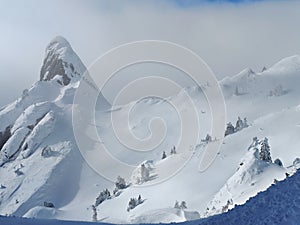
(0, 169), (299, 225)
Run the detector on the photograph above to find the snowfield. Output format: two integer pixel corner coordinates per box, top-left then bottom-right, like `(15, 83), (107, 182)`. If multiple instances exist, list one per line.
(0, 36), (299, 224)
(0, 169), (299, 224)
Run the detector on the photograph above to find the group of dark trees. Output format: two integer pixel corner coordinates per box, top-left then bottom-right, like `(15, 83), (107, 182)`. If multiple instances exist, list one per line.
(92, 175), (129, 221)
(95, 176), (129, 207)
(221, 199), (233, 213)
(201, 134), (217, 143)
(259, 137), (272, 163)
(95, 189), (111, 207)
(225, 116), (249, 136)
(161, 146), (177, 160)
(249, 137), (283, 167)
(127, 195), (144, 212)
(174, 200), (187, 210)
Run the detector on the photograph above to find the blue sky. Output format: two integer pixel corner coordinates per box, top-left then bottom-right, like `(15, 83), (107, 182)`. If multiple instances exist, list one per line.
(0, 0), (299, 106)
(171, 0), (265, 7)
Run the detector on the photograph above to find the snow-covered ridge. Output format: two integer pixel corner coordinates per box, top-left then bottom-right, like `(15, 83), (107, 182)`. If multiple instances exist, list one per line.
(266, 55), (300, 75)
(0, 36), (299, 224)
(205, 138), (286, 217)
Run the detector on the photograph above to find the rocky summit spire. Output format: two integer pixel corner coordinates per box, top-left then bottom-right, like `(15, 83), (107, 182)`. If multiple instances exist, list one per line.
(40, 36), (86, 85)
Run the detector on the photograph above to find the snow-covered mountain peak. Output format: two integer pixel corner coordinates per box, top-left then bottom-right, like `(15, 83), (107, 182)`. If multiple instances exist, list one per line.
(47, 36), (72, 51)
(222, 67), (256, 83)
(266, 55), (300, 75)
(40, 36), (86, 85)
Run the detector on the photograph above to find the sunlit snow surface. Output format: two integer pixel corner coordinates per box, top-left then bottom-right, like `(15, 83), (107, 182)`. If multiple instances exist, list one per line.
(0, 169), (299, 224)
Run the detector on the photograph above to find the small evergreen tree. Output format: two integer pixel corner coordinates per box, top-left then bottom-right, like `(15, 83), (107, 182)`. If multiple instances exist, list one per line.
(127, 198), (137, 211)
(170, 146), (176, 155)
(225, 122), (235, 136)
(259, 137), (272, 163)
(243, 117), (249, 128)
(205, 134), (212, 143)
(115, 176), (127, 190)
(162, 151), (167, 159)
(141, 164), (150, 183)
(138, 195), (142, 204)
(92, 205), (97, 222)
(235, 116), (244, 132)
(180, 201), (187, 209)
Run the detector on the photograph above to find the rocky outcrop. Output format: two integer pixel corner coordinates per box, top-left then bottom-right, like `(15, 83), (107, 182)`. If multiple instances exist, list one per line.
(40, 36), (86, 85)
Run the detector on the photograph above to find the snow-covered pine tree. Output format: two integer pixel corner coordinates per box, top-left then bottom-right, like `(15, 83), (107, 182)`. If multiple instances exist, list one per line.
(92, 205), (97, 222)
(235, 116), (244, 132)
(243, 117), (249, 128)
(127, 198), (137, 212)
(225, 122), (235, 136)
(141, 164), (150, 183)
(115, 176), (127, 190)
(180, 201), (187, 209)
(95, 189), (111, 206)
(274, 158), (283, 167)
(127, 196), (143, 211)
(259, 137), (272, 163)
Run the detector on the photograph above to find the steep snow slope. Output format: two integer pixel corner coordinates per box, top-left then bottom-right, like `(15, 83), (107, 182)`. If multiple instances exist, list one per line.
(0, 36), (299, 224)
(205, 140), (287, 217)
(0, 36), (100, 218)
(0, 169), (299, 224)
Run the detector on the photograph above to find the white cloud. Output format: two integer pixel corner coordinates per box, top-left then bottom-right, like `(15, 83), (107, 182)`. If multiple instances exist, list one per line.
(0, 0), (300, 106)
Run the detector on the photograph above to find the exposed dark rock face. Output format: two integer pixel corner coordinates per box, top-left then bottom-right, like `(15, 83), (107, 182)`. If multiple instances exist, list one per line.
(0, 126), (11, 151)
(40, 56), (70, 85)
(39, 36), (85, 86)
